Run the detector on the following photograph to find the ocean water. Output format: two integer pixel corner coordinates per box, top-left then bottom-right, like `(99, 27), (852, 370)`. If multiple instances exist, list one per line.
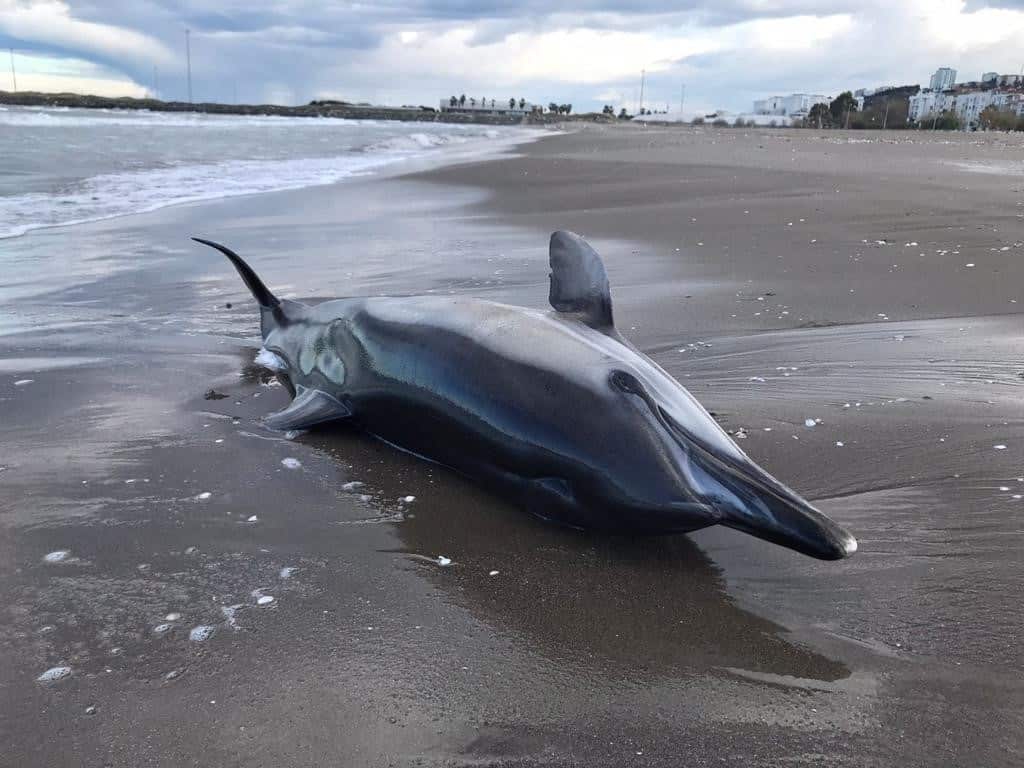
(0, 106), (535, 239)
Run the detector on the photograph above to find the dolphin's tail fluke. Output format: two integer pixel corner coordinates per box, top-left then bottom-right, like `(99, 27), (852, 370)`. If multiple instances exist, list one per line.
(192, 237), (280, 310)
(192, 237), (300, 337)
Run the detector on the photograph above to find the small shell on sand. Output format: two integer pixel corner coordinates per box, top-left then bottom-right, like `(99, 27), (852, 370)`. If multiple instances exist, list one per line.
(37, 666), (72, 683)
(281, 457), (301, 470)
(189, 625), (215, 642)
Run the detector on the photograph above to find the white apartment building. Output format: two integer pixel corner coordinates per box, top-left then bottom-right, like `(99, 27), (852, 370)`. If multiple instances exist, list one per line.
(909, 87), (1024, 127)
(929, 67), (957, 91)
(752, 93), (828, 118)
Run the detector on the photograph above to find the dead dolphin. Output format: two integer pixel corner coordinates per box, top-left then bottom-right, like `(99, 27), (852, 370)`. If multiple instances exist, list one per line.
(194, 231), (856, 560)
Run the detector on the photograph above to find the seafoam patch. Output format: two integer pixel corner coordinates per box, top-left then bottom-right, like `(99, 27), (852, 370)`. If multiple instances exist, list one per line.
(254, 347), (288, 371)
(280, 457), (302, 470)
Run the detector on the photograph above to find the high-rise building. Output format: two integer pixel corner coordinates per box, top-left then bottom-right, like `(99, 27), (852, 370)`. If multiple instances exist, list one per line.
(929, 67), (957, 91)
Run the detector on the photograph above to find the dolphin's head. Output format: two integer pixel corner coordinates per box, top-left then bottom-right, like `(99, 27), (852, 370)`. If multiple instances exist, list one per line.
(610, 368), (857, 561)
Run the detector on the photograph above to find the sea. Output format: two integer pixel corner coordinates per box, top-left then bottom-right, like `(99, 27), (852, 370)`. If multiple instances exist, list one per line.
(0, 105), (537, 240)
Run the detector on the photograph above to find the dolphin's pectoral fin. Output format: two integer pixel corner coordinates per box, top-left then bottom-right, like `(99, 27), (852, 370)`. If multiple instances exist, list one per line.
(548, 230), (614, 330)
(263, 387), (351, 431)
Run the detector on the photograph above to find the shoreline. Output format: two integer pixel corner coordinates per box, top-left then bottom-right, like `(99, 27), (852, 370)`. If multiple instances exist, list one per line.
(0, 113), (553, 242)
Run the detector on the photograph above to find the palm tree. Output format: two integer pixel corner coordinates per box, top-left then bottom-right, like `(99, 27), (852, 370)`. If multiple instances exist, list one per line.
(450, 96), (457, 107)
(509, 97), (516, 110)
(459, 94), (466, 107)
(519, 98), (526, 109)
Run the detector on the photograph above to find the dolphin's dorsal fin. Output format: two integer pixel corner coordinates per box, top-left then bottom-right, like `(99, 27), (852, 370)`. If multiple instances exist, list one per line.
(263, 387), (351, 431)
(548, 230), (613, 330)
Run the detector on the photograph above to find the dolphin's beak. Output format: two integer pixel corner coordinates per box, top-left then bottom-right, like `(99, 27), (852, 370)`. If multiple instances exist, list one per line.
(687, 442), (857, 561)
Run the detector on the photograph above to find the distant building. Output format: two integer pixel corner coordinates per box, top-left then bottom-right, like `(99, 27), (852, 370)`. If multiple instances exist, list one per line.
(982, 72), (998, 84)
(752, 93), (829, 119)
(909, 81), (1024, 127)
(908, 90), (945, 122)
(440, 97), (535, 115)
(929, 67), (957, 91)
(853, 86), (894, 110)
(855, 85), (913, 113)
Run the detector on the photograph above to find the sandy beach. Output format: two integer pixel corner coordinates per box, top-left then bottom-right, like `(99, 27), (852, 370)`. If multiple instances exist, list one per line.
(2, 124), (1023, 766)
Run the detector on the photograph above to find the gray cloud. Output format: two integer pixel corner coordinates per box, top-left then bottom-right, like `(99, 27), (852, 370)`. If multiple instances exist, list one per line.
(963, 1), (1024, 8)
(3, 1), (1023, 112)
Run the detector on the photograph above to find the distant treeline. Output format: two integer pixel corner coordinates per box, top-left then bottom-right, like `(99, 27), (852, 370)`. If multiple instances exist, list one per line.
(0, 90), (524, 125)
(0, 90), (627, 126)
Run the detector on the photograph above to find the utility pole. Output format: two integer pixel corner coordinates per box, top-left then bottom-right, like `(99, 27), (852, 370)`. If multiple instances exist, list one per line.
(639, 69), (645, 115)
(9, 48), (16, 92)
(185, 28), (192, 103)
(882, 97), (890, 130)
(152, 66), (159, 99)
(679, 83), (686, 116)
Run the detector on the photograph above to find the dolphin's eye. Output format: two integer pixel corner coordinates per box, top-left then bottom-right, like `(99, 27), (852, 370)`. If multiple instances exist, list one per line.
(609, 369), (645, 396)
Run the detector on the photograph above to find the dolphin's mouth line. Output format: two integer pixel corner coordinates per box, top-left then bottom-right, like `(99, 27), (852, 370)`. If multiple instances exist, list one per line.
(643, 389), (856, 560)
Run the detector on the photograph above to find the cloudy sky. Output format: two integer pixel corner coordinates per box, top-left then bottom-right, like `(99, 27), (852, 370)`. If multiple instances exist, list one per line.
(1, 1), (1023, 114)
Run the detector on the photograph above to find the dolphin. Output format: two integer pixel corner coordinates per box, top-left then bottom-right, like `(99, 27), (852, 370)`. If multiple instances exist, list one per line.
(194, 231), (857, 560)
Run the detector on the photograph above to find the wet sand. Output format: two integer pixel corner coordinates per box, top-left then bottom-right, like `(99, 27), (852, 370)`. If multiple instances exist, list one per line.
(2, 126), (1023, 766)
